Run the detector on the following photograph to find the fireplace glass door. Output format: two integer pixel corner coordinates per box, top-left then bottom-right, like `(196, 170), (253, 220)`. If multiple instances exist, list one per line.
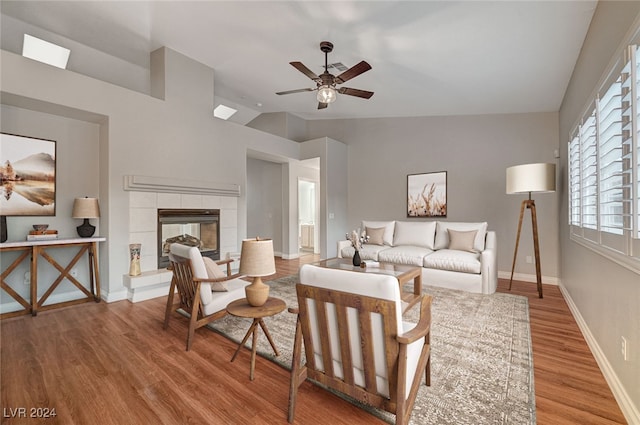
(157, 209), (220, 268)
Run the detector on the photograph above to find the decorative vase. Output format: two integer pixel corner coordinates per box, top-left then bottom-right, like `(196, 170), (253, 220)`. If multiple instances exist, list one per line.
(129, 243), (141, 276)
(352, 249), (361, 267)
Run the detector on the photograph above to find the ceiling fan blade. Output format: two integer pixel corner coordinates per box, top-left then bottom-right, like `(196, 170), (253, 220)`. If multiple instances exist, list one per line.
(276, 88), (314, 95)
(338, 87), (374, 99)
(290, 62), (321, 82)
(318, 102), (328, 110)
(335, 61), (372, 84)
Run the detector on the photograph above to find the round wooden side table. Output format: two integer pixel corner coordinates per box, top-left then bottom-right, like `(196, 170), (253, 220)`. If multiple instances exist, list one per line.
(226, 297), (286, 380)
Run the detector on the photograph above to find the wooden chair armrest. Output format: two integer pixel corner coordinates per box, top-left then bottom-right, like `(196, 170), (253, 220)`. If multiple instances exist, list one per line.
(215, 258), (234, 275)
(288, 307), (299, 314)
(215, 258), (234, 265)
(397, 294), (432, 345)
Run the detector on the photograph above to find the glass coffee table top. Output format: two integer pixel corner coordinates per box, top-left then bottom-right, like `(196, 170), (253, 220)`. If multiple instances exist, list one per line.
(313, 258), (423, 312)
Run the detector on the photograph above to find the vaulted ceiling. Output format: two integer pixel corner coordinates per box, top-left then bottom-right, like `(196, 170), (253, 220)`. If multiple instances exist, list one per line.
(1, 1), (597, 122)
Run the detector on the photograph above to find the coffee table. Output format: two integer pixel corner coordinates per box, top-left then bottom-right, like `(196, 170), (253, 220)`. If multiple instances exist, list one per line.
(226, 297), (286, 381)
(314, 258), (422, 313)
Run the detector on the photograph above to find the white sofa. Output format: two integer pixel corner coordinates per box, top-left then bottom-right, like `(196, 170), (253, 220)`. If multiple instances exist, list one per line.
(337, 220), (498, 294)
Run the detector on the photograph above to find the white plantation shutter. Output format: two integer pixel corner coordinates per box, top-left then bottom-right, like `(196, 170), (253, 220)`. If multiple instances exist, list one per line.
(569, 131), (581, 228)
(634, 46), (640, 241)
(580, 110), (598, 232)
(598, 78), (625, 236)
(568, 44), (640, 271)
(624, 45), (640, 260)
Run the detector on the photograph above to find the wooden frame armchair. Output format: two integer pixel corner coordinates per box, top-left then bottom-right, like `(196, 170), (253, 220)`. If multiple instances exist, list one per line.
(288, 264), (432, 425)
(163, 243), (250, 351)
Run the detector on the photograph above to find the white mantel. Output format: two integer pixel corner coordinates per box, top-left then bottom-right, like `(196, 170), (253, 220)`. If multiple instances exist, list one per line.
(123, 175), (240, 197)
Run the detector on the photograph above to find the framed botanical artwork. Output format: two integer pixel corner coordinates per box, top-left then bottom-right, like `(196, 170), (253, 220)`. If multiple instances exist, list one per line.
(407, 171), (447, 217)
(0, 133), (56, 216)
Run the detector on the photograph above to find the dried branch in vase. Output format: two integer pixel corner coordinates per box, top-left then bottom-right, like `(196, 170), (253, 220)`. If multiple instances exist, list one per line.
(345, 228), (369, 251)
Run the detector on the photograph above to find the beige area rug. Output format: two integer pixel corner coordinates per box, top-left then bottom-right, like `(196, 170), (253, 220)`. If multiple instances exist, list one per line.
(207, 275), (536, 424)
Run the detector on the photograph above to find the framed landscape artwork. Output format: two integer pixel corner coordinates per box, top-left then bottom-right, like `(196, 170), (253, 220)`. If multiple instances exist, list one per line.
(407, 171), (447, 217)
(0, 133), (56, 216)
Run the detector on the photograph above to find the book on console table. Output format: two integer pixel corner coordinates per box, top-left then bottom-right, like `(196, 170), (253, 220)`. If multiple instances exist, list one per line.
(360, 260), (380, 268)
(27, 230), (59, 241)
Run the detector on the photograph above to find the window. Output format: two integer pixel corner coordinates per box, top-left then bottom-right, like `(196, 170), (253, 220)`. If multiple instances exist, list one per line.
(569, 45), (640, 271)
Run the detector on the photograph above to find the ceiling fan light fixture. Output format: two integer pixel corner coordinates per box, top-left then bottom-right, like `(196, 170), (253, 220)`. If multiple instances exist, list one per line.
(317, 86), (337, 104)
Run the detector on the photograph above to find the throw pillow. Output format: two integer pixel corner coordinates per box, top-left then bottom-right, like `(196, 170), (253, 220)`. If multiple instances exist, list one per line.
(365, 226), (385, 245)
(435, 221), (488, 251)
(202, 257), (228, 292)
(362, 221), (396, 246)
(392, 221), (437, 249)
(448, 229), (478, 253)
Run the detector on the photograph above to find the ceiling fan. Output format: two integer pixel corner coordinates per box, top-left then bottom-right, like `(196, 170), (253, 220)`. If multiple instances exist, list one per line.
(276, 41), (373, 110)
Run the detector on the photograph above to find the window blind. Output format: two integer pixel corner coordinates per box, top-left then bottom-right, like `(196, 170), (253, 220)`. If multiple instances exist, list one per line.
(569, 131), (581, 226)
(580, 110), (598, 230)
(597, 77), (625, 235)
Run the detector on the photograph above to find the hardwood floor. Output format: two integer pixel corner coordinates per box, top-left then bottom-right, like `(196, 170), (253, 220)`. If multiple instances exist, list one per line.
(0, 254), (627, 424)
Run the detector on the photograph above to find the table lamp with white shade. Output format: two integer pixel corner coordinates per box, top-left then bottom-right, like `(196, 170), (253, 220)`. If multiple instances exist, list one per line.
(506, 163), (555, 298)
(72, 197), (100, 238)
(239, 237), (276, 306)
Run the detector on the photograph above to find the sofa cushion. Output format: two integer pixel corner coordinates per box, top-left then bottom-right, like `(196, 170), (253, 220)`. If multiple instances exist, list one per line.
(365, 226), (385, 245)
(423, 249), (481, 274)
(341, 244), (389, 261)
(202, 257), (228, 291)
(435, 221), (488, 252)
(393, 221), (436, 249)
(378, 246), (433, 266)
(362, 221), (395, 246)
(447, 229), (478, 253)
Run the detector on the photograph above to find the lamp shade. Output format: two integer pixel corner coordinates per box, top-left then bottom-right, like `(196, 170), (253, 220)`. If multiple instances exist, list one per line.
(239, 238), (276, 277)
(72, 197), (100, 218)
(506, 163), (556, 194)
(317, 86), (337, 104)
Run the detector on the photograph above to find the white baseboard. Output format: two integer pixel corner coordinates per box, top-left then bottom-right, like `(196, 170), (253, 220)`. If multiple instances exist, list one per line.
(559, 283), (640, 425)
(101, 288), (128, 303)
(281, 253), (300, 260)
(497, 270), (559, 285)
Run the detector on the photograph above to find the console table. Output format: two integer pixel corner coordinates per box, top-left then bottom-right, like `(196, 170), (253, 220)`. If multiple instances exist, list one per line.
(0, 237), (106, 319)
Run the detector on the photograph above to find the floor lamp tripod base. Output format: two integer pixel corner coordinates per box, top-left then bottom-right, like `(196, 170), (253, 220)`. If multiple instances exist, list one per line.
(509, 199), (543, 298)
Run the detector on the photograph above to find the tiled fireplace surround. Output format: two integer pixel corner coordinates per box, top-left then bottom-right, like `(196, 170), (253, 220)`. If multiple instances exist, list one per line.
(122, 190), (238, 302)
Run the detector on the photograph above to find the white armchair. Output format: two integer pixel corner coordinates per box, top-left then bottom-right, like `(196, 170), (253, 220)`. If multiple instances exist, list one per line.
(163, 243), (250, 350)
(288, 264), (432, 424)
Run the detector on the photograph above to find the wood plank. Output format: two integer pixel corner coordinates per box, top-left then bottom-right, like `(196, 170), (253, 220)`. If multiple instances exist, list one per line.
(0, 254), (627, 424)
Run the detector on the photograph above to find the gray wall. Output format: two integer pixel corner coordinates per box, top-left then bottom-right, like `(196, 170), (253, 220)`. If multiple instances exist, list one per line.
(559, 1), (640, 415)
(0, 105), (101, 307)
(306, 113), (560, 280)
(0, 47), (302, 302)
(246, 157), (283, 253)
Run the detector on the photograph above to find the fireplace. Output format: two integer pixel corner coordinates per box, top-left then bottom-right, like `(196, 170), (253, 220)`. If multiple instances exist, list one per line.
(157, 208), (220, 268)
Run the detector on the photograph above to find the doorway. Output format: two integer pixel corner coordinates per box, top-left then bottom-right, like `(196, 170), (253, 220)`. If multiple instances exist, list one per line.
(298, 179), (318, 255)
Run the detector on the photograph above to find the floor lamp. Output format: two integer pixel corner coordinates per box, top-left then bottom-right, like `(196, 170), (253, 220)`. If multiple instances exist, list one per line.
(506, 163), (555, 298)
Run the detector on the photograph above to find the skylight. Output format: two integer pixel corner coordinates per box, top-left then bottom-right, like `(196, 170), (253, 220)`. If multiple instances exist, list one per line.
(213, 104), (238, 120)
(22, 34), (70, 69)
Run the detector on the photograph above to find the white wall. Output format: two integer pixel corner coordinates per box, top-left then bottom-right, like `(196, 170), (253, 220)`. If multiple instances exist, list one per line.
(558, 2), (640, 420)
(246, 157), (283, 253)
(0, 48), (302, 302)
(306, 113), (560, 281)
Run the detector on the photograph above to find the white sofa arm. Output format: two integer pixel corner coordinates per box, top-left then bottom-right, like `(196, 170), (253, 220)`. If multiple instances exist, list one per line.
(336, 240), (352, 258)
(480, 231), (498, 294)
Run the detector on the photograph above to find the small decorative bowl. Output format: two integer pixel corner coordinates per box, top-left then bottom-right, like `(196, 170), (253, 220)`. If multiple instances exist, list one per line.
(32, 224), (49, 233)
